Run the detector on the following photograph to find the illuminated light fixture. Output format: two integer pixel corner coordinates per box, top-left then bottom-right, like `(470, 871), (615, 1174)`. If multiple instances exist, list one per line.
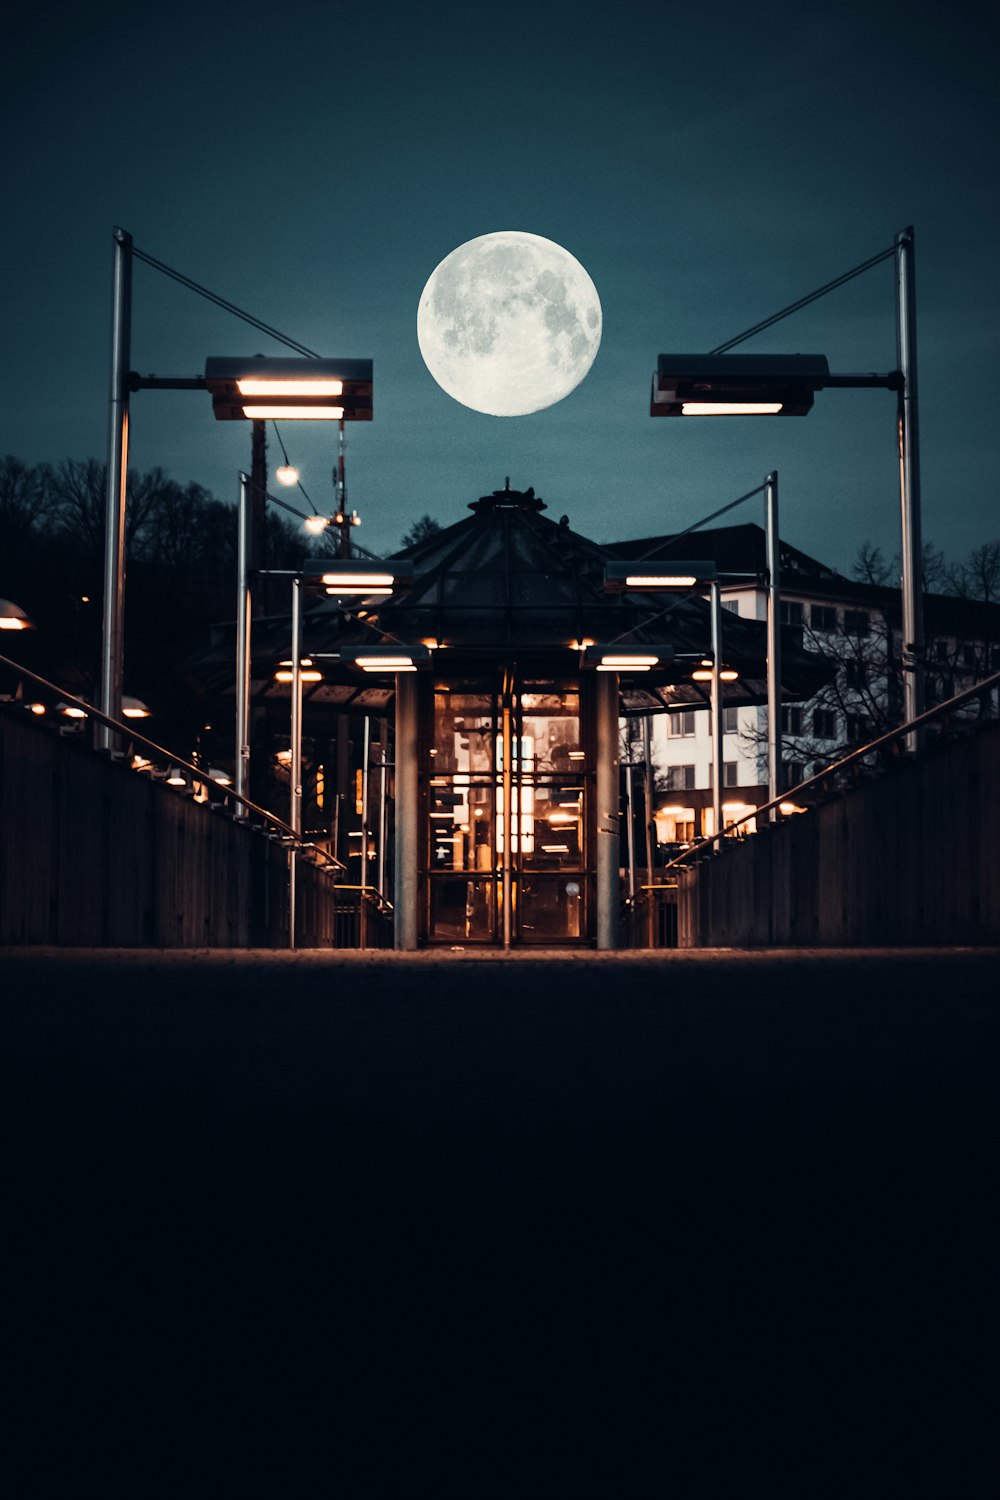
(541, 845), (570, 853)
(340, 643), (431, 674)
(28, 703), (46, 715)
(568, 638), (596, 650)
(57, 701), (88, 718)
(779, 801), (808, 815)
(305, 559), (412, 596)
(276, 748), (292, 765)
(547, 813), (578, 825)
(242, 405), (344, 420)
(0, 598), (32, 630)
(208, 768), (232, 786)
(304, 515), (329, 534)
(205, 357), (372, 422)
(692, 665), (739, 682)
(681, 402), (782, 416)
(584, 646), (673, 673)
(238, 378), (343, 397)
(274, 668), (323, 683)
(121, 696), (151, 718)
(132, 754), (151, 769)
(650, 355), (829, 417)
(166, 767), (186, 786)
(568, 750), (586, 760)
(276, 465), (300, 487)
(604, 562), (716, 593)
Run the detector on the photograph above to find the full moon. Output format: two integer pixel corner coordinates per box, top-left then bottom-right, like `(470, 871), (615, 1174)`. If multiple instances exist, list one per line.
(417, 230), (602, 417)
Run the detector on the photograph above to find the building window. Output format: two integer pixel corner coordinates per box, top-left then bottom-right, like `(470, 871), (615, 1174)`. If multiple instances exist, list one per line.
(780, 601), (804, 626)
(934, 639), (949, 662)
(665, 764), (696, 791)
(722, 599), (740, 615)
(845, 714), (872, 742)
(724, 761), (739, 787)
(812, 708), (836, 739)
(781, 760), (804, 791)
(845, 661), (868, 689)
(724, 707), (739, 734)
(843, 610), (870, 638)
(781, 706), (802, 735)
(962, 643), (977, 669)
(667, 710), (696, 738)
(810, 604), (837, 631)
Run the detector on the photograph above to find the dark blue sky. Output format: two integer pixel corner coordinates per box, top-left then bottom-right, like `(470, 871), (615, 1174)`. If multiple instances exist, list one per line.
(4, 0), (998, 572)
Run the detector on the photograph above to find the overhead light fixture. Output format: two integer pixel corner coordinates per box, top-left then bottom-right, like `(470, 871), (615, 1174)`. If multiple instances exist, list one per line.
(57, 701), (88, 718)
(304, 558), (412, 596)
(651, 355), (829, 418)
(0, 598), (32, 630)
(604, 561), (717, 592)
(583, 645), (674, 672)
(692, 665), (739, 682)
(205, 356), (372, 422)
(304, 515), (329, 535)
(340, 644), (432, 673)
(276, 464), (300, 486)
(121, 696), (151, 718)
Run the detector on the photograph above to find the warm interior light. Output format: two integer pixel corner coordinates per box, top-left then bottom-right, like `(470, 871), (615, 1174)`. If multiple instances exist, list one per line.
(60, 704), (88, 718)
(29, 703), (45, 715)
(720, 669), (739, 682)
(541, 845), (570, 853)
(274, 669), (322, 683)
(238, 379), (344, 397)
(680, 402), (783, 416)
(276, 748), (292, 765)
(691, 669), (713, 681)
(321, 572), (394, 588)
(241, 405), (344, 420)
(779, 801), (807, 815)
(304, 515), (329, 534)
(166, 769), (186, 786)
(0, 618), (28, 630)
(625, 574), (697, 588)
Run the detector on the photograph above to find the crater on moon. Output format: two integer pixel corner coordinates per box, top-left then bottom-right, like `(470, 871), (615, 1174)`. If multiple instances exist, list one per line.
(417, 230), (602, 417)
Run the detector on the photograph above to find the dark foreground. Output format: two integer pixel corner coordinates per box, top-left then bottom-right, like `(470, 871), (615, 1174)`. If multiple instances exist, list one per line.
(4, 947), (997, 1487)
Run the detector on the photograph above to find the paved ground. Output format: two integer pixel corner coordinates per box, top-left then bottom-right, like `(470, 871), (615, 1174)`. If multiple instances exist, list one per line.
(5, 946), (996, 1485)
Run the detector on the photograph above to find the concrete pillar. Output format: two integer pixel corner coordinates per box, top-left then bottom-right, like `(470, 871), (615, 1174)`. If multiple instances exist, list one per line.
(595, 672), (621, 950)
(393, 671), (420, 950)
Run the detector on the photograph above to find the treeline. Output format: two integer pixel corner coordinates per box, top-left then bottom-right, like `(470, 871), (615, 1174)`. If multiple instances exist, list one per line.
(0, 455), (311, 739)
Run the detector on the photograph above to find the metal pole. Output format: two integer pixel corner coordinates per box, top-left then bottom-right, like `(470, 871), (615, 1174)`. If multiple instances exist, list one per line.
(99, 227), (133, 751)
(289, 577), (302, 949)
(710, 579), (723, 845)
(765, 470), (782, 819)
(502, 689), (513, 949)
(641, 715), (656, 947)
(250, 420), (267, 613)
(377, 720), (388, 900)
(235, 473), (253, 808)
(360, 714), (371, 951)
(624, 743), (636, 901)
(896, 226), (925, 751)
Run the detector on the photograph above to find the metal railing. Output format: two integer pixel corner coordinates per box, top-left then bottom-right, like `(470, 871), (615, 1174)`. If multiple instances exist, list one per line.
(661, 668), (1000, 872)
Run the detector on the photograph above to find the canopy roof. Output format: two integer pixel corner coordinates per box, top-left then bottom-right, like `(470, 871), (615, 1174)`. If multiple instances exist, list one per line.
(187, 481), (834, 715)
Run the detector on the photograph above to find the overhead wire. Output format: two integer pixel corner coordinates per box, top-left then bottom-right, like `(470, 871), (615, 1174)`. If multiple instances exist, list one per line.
(710, 244), (896, 354)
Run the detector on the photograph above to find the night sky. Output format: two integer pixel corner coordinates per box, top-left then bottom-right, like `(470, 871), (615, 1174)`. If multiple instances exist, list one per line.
(5, 0), (999, 573)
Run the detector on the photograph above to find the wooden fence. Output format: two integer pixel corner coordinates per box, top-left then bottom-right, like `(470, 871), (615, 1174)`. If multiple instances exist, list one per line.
(0, 710), (346, 947)
(677, 717), (1000, 947)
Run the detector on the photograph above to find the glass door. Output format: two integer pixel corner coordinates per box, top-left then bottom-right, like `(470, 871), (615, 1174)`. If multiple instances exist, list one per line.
(425, 678), (590, 946)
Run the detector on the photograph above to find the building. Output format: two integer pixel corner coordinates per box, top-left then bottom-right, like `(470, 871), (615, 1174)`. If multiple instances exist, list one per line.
(189, 486), (833, 949)
(607, 523), (1000, 849)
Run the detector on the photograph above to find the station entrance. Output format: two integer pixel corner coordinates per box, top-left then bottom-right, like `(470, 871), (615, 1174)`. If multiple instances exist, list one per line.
(421, 675), (594, 946)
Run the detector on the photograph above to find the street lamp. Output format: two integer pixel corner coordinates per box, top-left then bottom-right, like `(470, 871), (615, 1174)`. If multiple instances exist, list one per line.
(651, 227), (922, 745)
(0, 599), (33, 631)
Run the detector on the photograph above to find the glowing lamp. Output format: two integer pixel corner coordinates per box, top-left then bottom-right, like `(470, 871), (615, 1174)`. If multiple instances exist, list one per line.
(340, 645), (432, 674)
(584, 645), (674, 673)
(303, 559), (412, 596)
(121, 696), (151, 718)
(0, 598), (32, 630)
(205, 356), (372, 421)
(650, 355), (829, 417)
(604, 562), (717, 592)
(276, 465), (300, 487)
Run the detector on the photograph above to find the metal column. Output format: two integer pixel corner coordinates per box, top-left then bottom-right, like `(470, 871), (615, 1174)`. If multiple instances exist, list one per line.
(896, 226), (925, 750)
(393, 671), (420, 950)
(501, 689), (514, 949)
(710, 580), (723, 844)
(235, 473), (253, 807)
(765, 470), (782, 818)
(98, 227), (133, 750)
(288, 578), (303, 949)
(595, 671), (620, 949)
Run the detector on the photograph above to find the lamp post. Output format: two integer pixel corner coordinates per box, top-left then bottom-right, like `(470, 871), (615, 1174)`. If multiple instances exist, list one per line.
(651, 227), (922, 748)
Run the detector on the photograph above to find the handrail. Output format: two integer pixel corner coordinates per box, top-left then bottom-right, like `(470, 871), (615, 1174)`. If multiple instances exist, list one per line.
(662, 667), (1000, 871)
(0, 650), (345, 875)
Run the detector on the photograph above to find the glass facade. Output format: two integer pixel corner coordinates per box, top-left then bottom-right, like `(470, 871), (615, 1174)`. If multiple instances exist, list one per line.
(423, 679), (590, 945)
